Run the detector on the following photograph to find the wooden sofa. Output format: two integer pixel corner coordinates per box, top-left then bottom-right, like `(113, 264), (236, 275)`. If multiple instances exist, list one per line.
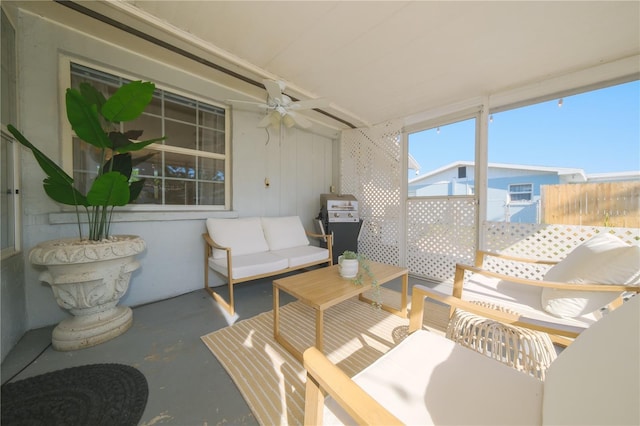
(203, 216), (332, 315)
(303, 285), (640, 425)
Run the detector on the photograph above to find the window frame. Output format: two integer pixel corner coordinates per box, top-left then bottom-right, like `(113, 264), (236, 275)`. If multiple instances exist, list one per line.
(1, 8), (21, 259)
(60, 56), (231, 211)
(507, 183), (533, 203)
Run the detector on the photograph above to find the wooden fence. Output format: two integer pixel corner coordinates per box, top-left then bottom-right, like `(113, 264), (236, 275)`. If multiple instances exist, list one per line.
(541, 182), (640, 228)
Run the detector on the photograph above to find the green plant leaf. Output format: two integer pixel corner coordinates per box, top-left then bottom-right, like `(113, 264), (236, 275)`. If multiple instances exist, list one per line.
(79, 82), (107, 112)
(102, 81), (155, 122)
(7, 125), (74, 186)
(87, 172), (130, 206)
(43, 176), (88, 206)
(105, 153), (133, 179)
(66, 88), (111, 149)
(128, 179), (145, 203)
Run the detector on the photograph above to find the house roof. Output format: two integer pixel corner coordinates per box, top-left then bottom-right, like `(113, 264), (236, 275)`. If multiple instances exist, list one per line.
(57, 1), (639, 131)
(408, 161), (588, 184)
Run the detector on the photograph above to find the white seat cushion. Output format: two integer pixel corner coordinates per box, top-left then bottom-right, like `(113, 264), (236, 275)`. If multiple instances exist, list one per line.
(206, 217), (270, 259)
(261, 216), (309, 251)
(208, 252), (288, 280)
(323, 330), (543, 425)
(271, 245), (329, 268)
(438, 273), (600, 329)
(541, 233), (640, 318)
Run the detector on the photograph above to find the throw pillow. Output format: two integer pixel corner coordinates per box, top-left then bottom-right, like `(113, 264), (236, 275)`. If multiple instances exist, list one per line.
(540, 233), (640, 318)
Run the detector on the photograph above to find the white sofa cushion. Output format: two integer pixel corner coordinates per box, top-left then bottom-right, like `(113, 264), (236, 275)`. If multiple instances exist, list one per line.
(323, 330), (543, 425)
(261, 216), (310, 251)
(541, 233), (640, 318)
(271, 245), (329, 268)
(436, 273), (599, 329)
(543, 296), (639, 425)
(208, 252), (288, 280)
(206, 217), (270, 259)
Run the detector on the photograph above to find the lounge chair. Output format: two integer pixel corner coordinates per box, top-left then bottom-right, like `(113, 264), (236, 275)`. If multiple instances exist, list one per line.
(435, 232), (640, 344)
(303, 286), (639, 425)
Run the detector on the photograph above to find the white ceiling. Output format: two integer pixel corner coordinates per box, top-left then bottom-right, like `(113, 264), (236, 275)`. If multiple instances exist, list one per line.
(112, 1), (639, 129)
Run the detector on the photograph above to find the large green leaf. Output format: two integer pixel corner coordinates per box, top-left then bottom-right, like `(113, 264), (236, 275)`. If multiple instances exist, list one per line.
(66, 89), (111, 149)
(128, 179), (146, 203)
(105, 153), (133, 179)
(43, 176), (88, 206)
(114, 137), (164, 154)
(7, 125), (74, 186)
(79, 83), (107, 112)
(87, 172), (130, 207)
(102, 81), (155, 123)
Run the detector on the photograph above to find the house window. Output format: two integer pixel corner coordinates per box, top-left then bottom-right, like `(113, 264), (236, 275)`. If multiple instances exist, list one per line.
(70, 63), (229, 208)
(1, 8), (20, 258)
(508, 183), (533, 202)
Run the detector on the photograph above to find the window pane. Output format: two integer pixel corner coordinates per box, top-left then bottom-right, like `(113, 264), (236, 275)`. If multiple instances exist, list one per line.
(70, 62), (229, 208)
(489, 80), (640, 225)
(165, 119), (197, 150)
(165, 93), (197, 124)
(124, 114), (163, 142)
(408, 118), (476, 197)
(1, 133), (15, 251)
(200, 128), (225, 154)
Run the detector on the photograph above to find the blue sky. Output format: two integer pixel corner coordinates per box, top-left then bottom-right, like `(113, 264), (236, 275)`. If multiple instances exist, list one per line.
(408, 80), (640, 178)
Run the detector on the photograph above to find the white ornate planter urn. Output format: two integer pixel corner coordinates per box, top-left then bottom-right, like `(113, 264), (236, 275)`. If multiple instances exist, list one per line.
(29, 235), (146, 351)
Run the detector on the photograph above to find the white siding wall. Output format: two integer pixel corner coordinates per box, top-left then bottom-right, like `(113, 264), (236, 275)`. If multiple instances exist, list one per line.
(13, 8), (335, 331)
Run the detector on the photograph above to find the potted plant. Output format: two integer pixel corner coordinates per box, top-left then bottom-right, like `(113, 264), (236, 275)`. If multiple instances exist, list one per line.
(7, 80), (163, 350)
(338, 250), (381, 308)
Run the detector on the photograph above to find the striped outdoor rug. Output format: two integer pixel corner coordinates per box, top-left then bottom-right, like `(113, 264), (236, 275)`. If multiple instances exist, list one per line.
(201, 288), (449, 426)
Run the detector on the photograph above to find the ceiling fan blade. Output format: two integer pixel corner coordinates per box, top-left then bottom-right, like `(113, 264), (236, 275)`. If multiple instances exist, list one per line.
(228, 99), (270, 110)
(263, 79), (285, 104)
(286, 111), (312, 129)
(289, 98), (330, 110)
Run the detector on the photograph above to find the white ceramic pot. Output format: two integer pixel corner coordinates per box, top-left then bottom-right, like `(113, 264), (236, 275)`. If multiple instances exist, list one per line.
(29, 235), (146, 351)
(338, 255), (359, 278)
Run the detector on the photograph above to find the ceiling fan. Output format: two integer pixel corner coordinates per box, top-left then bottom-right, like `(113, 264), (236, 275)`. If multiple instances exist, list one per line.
(230, 79), (329, 129)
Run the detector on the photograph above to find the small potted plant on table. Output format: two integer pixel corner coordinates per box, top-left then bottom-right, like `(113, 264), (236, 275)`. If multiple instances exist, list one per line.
(338, 250), (381, 308)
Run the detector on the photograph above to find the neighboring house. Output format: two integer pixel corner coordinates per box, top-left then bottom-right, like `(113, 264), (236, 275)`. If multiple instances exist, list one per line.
(408, 161), (640, 223)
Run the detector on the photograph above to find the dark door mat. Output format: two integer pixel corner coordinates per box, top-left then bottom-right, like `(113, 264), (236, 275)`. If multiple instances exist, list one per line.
(1, 363), (148, 426)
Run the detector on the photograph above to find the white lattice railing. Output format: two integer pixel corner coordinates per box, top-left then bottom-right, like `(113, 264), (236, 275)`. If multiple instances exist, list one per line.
(341, 122), (640, 284)
(406, 197), (477, 281)
(341, 121), (403, 266)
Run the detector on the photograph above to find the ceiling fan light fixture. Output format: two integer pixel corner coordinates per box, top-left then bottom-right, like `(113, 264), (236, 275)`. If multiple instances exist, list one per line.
(283, 114), (295, 128)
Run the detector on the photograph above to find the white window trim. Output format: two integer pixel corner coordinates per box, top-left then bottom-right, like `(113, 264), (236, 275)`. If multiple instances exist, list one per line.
(508, 183), (534, 203)
(58, 55), (231, 211)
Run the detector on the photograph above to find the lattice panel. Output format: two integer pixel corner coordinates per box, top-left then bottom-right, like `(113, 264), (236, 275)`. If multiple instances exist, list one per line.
(341, 121), (403, 266)
(483, 222), (640, 260)
(480, 222), (640, 280)
(407, 197), (477, 281)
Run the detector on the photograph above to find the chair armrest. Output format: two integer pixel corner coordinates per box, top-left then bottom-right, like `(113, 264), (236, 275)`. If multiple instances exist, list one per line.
(303, 347), (402, 426)
(409, 284), (586, 338)
(455, 263), (639, 293)
(475, 250), (558, 267)
(203, 232), (231, 252)
(306, 230), (333, 246)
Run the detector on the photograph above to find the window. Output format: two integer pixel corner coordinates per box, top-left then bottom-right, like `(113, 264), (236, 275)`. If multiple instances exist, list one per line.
(70, 63), (229, 208)
(508, 183), (533, 202)
(1, 8), (20, 258)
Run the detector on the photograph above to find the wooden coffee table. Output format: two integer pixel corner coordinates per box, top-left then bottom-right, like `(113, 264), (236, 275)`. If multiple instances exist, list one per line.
(273, 261), (408, 362)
